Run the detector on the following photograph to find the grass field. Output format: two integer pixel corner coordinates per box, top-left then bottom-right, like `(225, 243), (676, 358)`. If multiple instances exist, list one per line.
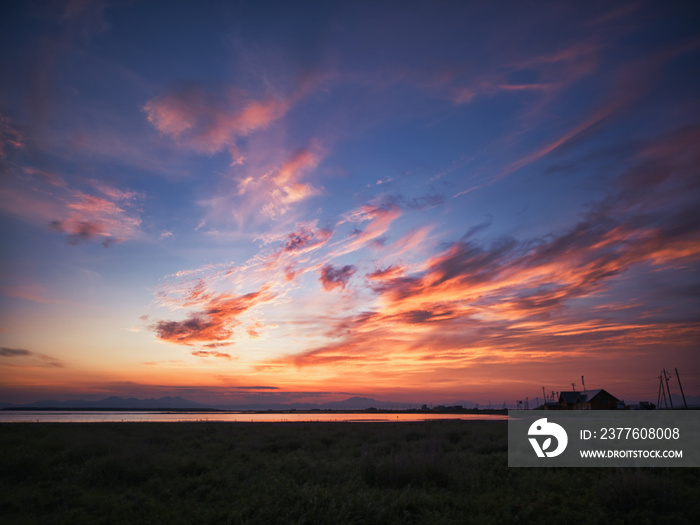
(1, 420), (697, 524)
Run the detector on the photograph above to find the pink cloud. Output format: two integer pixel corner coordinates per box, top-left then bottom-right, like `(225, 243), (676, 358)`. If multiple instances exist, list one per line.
(144, 85), (291, 160)
(195, 141), (325, 229)
(0, 165), (143, 246)
(49, 191), (142, 246)
(0, 113), (26, 159)
(260, 145), (322, 216)
(334, 202), (402, 256)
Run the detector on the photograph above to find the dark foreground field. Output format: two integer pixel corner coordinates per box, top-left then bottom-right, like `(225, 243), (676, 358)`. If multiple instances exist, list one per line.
(1, 421), (698, 524)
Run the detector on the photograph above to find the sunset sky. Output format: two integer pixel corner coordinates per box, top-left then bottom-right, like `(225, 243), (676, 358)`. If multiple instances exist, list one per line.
(1, 1), (699, 407)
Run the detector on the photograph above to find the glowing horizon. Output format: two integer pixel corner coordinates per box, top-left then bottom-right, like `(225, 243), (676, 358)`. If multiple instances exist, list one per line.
(1, 1), (699, 407)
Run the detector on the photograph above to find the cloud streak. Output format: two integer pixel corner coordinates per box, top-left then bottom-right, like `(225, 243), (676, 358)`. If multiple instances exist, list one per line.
(0, 347), (64, 368)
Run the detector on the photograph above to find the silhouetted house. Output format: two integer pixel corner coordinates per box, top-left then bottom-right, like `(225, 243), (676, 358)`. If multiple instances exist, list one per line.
(557, 389), (622, 410)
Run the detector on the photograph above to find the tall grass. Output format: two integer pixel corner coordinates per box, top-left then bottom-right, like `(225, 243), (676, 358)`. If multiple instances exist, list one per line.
(1, 421), (697, 524)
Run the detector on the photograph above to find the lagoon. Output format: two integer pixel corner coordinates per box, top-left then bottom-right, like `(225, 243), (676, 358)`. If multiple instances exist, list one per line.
(0, 410), (507, 423)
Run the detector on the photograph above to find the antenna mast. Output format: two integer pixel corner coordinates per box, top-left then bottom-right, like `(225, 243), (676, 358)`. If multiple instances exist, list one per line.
(675, 368), (688, 409)
(663, 369), (674, 409)
(581, 375), (586, 394)
(657, 373), (668, 409)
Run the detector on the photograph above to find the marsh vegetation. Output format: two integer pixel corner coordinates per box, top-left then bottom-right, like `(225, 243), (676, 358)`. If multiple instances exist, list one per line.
(1, 421), (697, 524)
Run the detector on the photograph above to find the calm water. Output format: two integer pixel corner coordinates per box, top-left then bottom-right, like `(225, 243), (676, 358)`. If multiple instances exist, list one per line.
(0, 411), (506, 423)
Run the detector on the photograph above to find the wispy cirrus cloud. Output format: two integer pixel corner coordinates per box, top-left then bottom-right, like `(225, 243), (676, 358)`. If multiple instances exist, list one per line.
(191, 350), (234, 360)
(144, 84), (291, 161)
(237, 141), (324, 218)
(333, 201), (402, 256)
(1, 113), (144, 246)
(409, 39), (599, 107)
(267, 126), (700, 372)
(495, 38), (700, 181)
(0, 163), (144, 246)
(0, 113), (25, 160)
(143, 68), (321, 166)
(261, 223), (333, 281)
(149, 122), (699, 375)
(150, 193), (439, 351)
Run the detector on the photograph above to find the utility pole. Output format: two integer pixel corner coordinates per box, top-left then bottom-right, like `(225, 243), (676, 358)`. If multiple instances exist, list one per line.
(663, 369), (674, 409)
(658, 374), (668, 409)
(676, 368), (688, 409)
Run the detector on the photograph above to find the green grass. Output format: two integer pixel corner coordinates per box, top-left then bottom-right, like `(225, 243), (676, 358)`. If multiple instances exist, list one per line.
(1, 421), (697, 524)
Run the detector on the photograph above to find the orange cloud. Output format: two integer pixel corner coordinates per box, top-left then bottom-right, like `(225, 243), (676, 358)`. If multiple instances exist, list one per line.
(264, 127), (700, 380)
(152, 287), (274, 346)
(191, 350), (234, 360)
(150, 124), (699, 396)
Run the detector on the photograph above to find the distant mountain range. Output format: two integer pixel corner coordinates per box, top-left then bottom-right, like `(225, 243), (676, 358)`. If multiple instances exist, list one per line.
(0, 395), (399, 411)
(0, 396), (206, 410)
(2, 393), (697, 411)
